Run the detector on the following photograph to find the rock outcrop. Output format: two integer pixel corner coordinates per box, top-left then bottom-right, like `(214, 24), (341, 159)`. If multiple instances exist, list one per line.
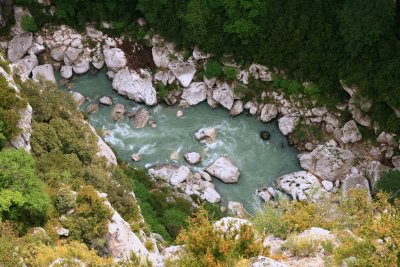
(112, 68), (157, 106)
(11, 104), (32, 152)
(276, 171), (326, 201)
(278, 116), (299, 135)
(32, 64), (56, 83)
(206, 157), (240, 183)
(7, 32), (32, 62)
(133, 109), (150, 128)
(299, 145), (354, 181)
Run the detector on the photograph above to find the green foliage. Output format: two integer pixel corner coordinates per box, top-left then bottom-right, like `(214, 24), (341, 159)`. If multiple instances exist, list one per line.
(64, 185), (111, 245)
(287, 81), (301, 95)
(253, 205), (289, 238)
(0, 120), (6, 148)
(21, 15), (38, 32)
(223, 66), (237, 81)
(204, 60), (223, 79)
(376, 170), (400, 199)
(0, 221), (22, 266)
(55, 187), (76, 214)
(162, 208), (188, 238)
(0, 149), (51, 231)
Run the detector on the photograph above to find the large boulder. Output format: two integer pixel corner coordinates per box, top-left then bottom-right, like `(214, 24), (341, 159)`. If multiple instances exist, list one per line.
(7, 32), (32, 62)
(169, 61), (196, 87)
(112, 68), (157, 106)
(104, 47), (127, 72)
(260, 104), (278, 122)
(181, 82), (207, 105)
(194, 127), (217, 144)
(71, 92), (85, 106)
(32, 64), (56, 83)
(229, 100), (243, 117)
(212, 82), (234, 110)
(60, 65), (73, 79)
(278, 115), (299, 135)
(51, 47), (64, 62)
(112, 103), (126, 121)
(99, 96), (112, 106)
(184, 152), (201, 165)
(152, 46), (170, 68)
(206, 157), (240, 183)
(64, 46), (81, 65)
(202, 187), (221, 203)
(72, 55), (90, 75)
(276, 171), (326, 201)
(299, 145), (354, 181)
(341, 120), (362, 144)
(170, 166), (191, 186)
(10, 54), (38, 80)
(228, 201), (249, 219)
(342, 174), (371, 200)
(133, 108), (150, 128)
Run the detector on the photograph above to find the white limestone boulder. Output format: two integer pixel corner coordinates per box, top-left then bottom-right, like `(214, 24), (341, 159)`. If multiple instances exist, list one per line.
(206, 157), (240, 183)
(112, 68), (157, 106)
(212, 82), (234, 110)
(169, 61), (196, 87)
(32, 64), (56, 83)
(299, 145), (354, 181)
(104, 47), (127, 72)
(260, 104), (278, 122)
(181, 82), (207, 106)
(60, 65), (73, 79)
(341, 120), (362, 144)
(7, 32), (33, 62)
(278, 115), (299, 135)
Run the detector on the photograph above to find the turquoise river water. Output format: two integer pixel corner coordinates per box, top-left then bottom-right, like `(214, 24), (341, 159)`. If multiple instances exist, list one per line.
(59, 70), (301, 212)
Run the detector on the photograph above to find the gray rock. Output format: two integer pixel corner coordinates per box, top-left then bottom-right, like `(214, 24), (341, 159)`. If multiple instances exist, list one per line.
(377, 131), (397, 146)
(276, 171), (326, 201)
(10, 54), (38, 80)
(7, 32), (32, 62)
(170, 166), (191, 186)
(11, 104), (32, 152)
(194, 127), (217, 144)
(112, 68), (157, 106)
(86, 103), (99, 114)
(392, 156), (400, 170)
(152, 46), (170, 68)
(341, 120), (362, 144)
(104, 47), (127, 72)
(72, 55), (90, 74)
(60, 65), (73, 79)
(229, 100), (244, 117)
(71, 92), (85, 106)
(299, 145), (354, 181)
(181, 82), (207, 105)
(202, 187), (221, 203)
(321, 180), (334, 191)
(206, 157), (240, 183)
(278, 115), (299, 135)
(228, 201), (248, 218)
(99, 96), (112, 106)
(50, 47), (64, 62)
(212, 82), (234, 110)
(133, 109), (149, 128)
(169, 61), (196, 87)
(56, 227), (69, 237)
(342, 174), (371, 200)
(112, 103), (126, 121)
(184, 152), (201, 165)
(32, 64), (56, 83)
(64, 46), (81, 65)
(260, 104), (278, 122)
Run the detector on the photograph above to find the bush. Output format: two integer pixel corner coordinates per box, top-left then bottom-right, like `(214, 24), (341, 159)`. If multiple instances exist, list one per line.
(162, 208), (188, 238)
(176, 207), (267, 266)
(0, 149), (51, 232)
(55, 187), (75, 214)
(21, 15), (38, 32)
(204, 60), (223, 79)
(253, 205), (289, 238)
(287, 81), (301, 94)
(282, 234), (322, 257)
(224, 66), (237, 81)
(376, 170), (400, 199)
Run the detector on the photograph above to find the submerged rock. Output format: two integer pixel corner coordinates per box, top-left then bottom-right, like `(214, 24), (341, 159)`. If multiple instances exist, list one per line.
(194, 127), (217, 144)
(131, 154), (141, 162)
(112, 68), (157, 106)
(71, 92), (85, 106)
(112, 103), (126, 121)
(86, 103), (99, 114)
(206, 157), (240, 183)
(133, 108), (150, 128)
(99, 96), (112, 106)
(260, 131), (270, 140)
(299, 145), (354, 181)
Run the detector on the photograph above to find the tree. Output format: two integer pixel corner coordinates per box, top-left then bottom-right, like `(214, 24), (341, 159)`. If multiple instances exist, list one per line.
(0, 149), (50, 231)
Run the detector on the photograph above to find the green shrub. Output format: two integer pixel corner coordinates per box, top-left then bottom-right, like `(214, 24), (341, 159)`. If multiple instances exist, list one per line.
(279, 79), (290, 90)
(287, 81), (301, 94)
(224, 66), (237, 81)
(376, 170), (400, 199)
(204, 60), (223, 79)
(162, 208), (188, 238)
(21, 15), (38, 32)
(282, 234), (321, 257)
(55, 187), (75, 214)
(253, 205), (289, 238)
(0, 149), (51, 232)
